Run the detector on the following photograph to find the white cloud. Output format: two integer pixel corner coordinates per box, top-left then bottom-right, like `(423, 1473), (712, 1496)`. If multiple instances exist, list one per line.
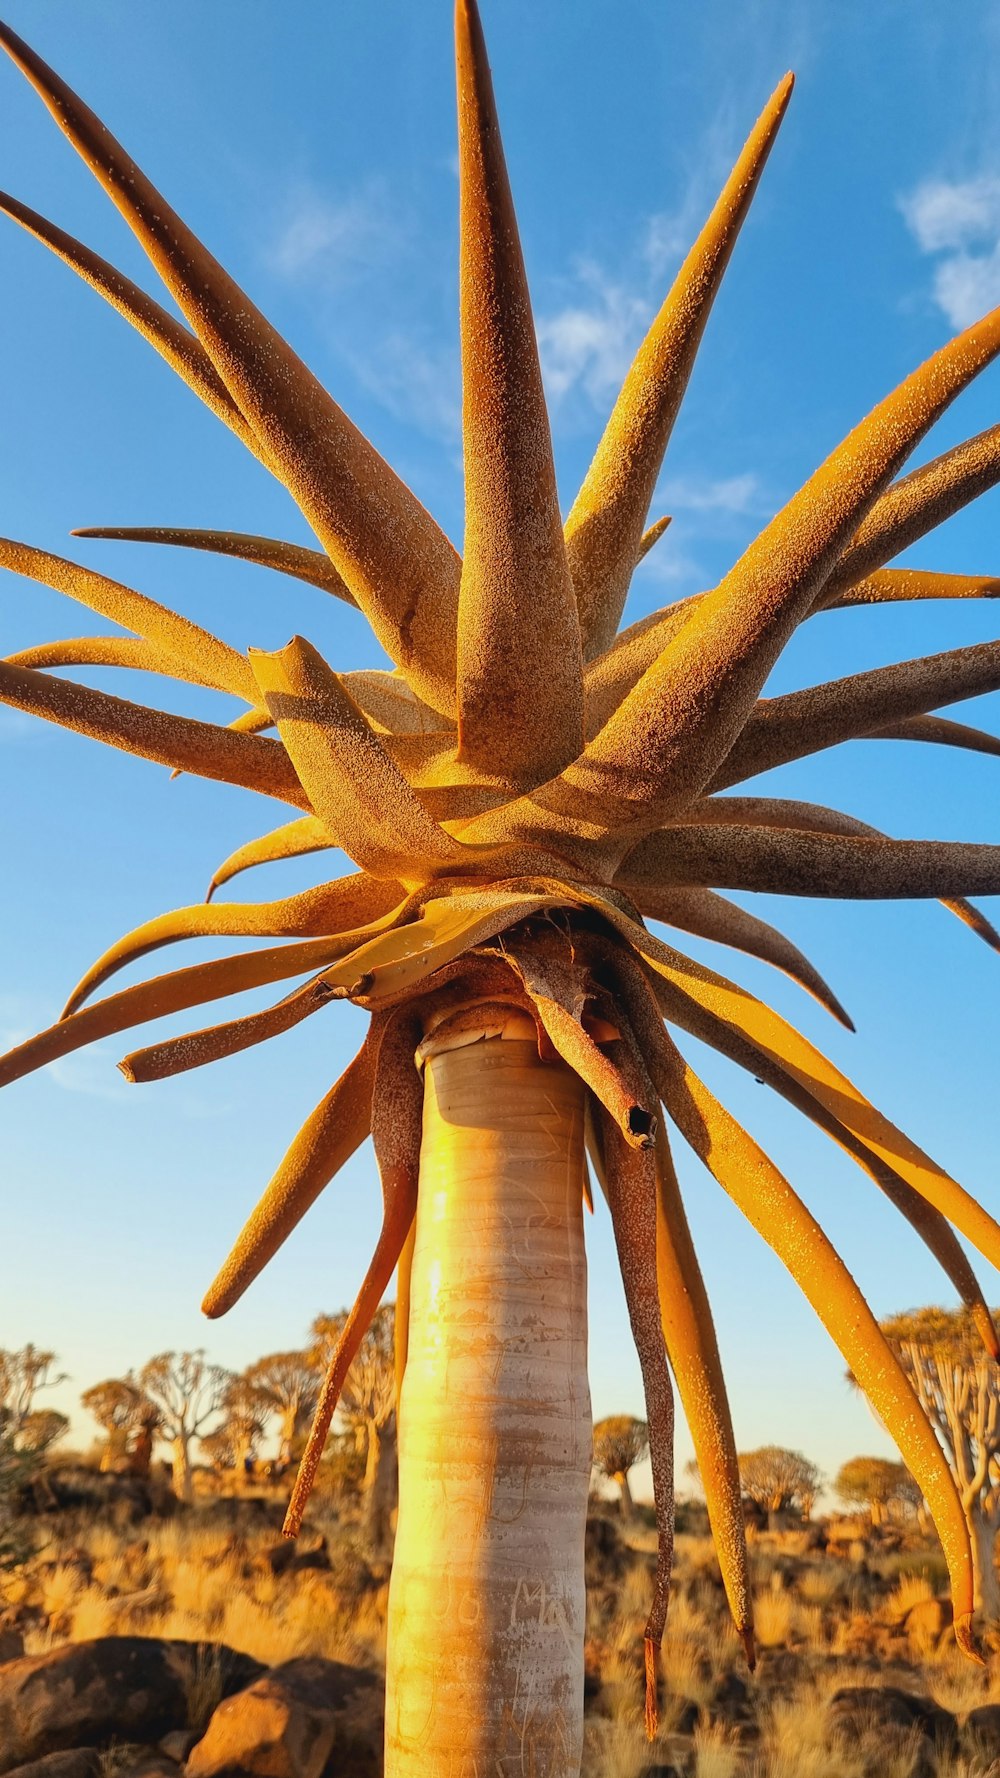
(901, 175), (1000, 328)
(267, 181), (395, 287)
(666, 471), (764, 516)
(349, 330), (462, 442)
(536, 264), (650, 406)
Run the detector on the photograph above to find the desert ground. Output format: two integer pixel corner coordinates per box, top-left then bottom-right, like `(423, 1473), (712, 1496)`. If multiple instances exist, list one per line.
(3, 1451), (1000, 1778)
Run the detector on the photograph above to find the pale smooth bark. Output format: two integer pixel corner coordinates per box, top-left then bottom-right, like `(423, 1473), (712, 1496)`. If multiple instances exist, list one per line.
(969, 1509), (1000, 1622)
(385, 1037), (592, 1778)
(171, 1435), (193, 1504)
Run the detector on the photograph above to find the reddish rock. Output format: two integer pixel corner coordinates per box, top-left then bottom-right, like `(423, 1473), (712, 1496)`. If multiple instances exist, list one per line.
(0, 1638), (263, 1773)
(187, 1658), (381, 1778)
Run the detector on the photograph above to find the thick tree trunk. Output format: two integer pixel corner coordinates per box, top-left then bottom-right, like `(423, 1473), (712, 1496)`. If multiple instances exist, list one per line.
(615, 1470), (635, 1524)
(969, 1509), (1000, 1622)
(385, 1037), (592, 1778)
(171, 1435), (192, 1504)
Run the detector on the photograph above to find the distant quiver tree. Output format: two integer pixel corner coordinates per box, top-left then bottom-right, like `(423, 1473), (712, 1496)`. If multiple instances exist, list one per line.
(738, 1447), (821, 1527)
(593, 1415), (650, 1523)
(139, 1352), (230, 1503)
(3, 3), (1000, 1768)
(835, 1455), (921, 1526)
(882, 1309), (1000, 1621)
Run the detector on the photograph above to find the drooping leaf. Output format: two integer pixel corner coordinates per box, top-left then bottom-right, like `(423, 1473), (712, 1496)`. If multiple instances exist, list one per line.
(202, 1027), (378, 1318)
(62, 873), (407, 1015)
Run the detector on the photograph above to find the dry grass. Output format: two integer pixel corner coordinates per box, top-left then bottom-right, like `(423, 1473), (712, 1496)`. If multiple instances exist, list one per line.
(10, 1492), (1000, 1777)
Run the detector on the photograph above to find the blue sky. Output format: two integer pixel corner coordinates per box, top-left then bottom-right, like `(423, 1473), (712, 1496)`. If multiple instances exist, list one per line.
(1, 1), (999, 1496)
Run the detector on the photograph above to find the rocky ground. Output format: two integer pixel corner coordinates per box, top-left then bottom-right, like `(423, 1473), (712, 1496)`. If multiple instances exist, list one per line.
(4, 1471), (1000, 1775)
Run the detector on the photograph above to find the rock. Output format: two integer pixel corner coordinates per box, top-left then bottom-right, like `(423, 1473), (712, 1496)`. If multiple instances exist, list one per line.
(0, 1629), (25, 1664)
(4, 1754), (100, 1778)
(117, 1759), (180, 1778)
(159, 1728), (199, 1762)
(828, 1686), (958, 1755)
(967, 1705), (1000, 1755)
(0, 1638), (264, 1774)
(187, 1658), (381, 1778)
(904, 1596), (953, 1651)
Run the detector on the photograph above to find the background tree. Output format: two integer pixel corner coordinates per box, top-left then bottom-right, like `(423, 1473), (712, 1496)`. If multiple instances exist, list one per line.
(138, 1351), (230, 1503)
(81, 1377), (156, 1472)
(313, 1305), (397, 1554)
(835, 1455), (921, 1526)
(593, 1415), (649, 1523)
(245, 1350), (319, 1467)
(738, 1447), (821, 1528)
(882, 1308), (1000, 1620)
(16, 1409), (67, 1455)
(0, 1346), (65, 1432)
(206, 1374), (275, 1483)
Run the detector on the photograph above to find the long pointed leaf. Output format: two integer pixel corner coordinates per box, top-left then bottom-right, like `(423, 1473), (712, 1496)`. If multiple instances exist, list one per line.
(715, 641), (1000, 787)
(62, 873), (406, 1015)
(620, 881), (853, 1026)
(72, 526), (354, 604)
(250, 637), (465, 881)
(202, 1027), (377, 1318)
(626, 824), (1000, 900)
(0, 536), (257, 702)
(0, 659), (305, 805)
(454, 0), (582, 783)
(0, 21), (461, 711)
(207, 817), (332, 900)
(652, 1033), (977, 1650)
(565, 76), (793, 655)
(0, 188), (257, 451)
(0, 935), (354, 1092)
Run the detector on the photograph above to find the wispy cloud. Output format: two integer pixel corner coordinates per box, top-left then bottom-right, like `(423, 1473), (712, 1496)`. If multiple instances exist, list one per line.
(266, 179), (398, 288)
(666, 471), (765, 516)
(536, 264), (650, 407)
(900, 175), (1000, 327)
(349, 330), (462, 442)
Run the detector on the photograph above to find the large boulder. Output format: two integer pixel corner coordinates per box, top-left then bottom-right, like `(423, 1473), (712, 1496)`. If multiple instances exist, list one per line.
(828, 1686), (958, 1756)
(186, 1658), (381, 1778)
(0, 1638), (263, 1773)
(3, 1755), (100, 1778)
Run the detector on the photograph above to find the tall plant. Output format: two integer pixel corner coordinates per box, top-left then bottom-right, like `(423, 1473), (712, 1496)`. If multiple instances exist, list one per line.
(1, 6), (1000, 1771)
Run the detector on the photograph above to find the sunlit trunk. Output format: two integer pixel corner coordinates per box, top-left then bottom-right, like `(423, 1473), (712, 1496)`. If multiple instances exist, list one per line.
(385, 1037), (592, 1778)
(615, 1470), (635, 1524)
(364, 1418), (398, 1558)
(171, 1435), (192, 1504)
(969, 1510), (1000, 1622)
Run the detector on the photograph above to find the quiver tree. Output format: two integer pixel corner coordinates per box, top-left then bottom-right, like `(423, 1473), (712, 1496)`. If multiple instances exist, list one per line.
(835, 1456), (921, 1526)
(594, 1415), (650, 1523)
(244, 1351), (319, 1467)
(738, 1447), (821, 1528)
(81, 1377), (157, 1472)
(207, 1374), (276, 1482)
(313, 1304), (397, 1554)
(16, 1410), (67, 1456)
(4, 4), (1000, 1767)
(882, 1309), (1000, 1621)
(0, 1347), (65, 1433)
(138, 1352), (230, 1503)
